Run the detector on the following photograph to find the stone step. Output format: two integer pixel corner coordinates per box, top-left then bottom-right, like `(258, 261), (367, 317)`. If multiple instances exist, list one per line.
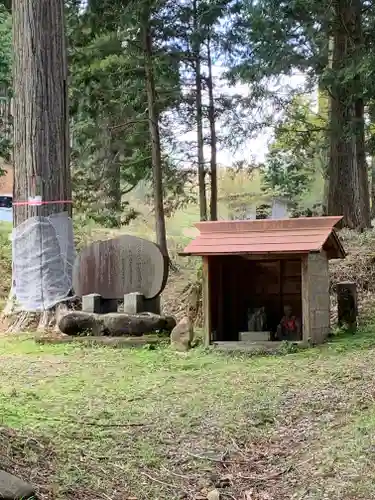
(239, 331), (270, 342)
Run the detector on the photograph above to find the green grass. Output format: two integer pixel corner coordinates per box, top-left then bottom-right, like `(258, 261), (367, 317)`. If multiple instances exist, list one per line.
(0, 197), (373, 499)
(1, 328), (375, 499)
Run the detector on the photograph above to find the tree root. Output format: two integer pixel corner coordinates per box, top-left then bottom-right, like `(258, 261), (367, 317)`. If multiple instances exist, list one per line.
(1, 290), (78, 334)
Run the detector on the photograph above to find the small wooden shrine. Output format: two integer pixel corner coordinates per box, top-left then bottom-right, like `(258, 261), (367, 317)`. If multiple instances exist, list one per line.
(181, 216), (345, 347)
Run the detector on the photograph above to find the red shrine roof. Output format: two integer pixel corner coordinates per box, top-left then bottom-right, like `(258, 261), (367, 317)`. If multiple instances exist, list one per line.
(181, 216), (345, 259)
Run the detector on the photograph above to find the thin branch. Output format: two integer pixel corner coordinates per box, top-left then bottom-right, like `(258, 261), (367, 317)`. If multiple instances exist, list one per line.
(121, 155), (152, 167)
(140, 471), (184, 492)
(81, 421), (147, 428)
(238, 465), (293, 482)
(187, 451), (236, 463)
(161, 466), (191, 480)
(109, 119), (149, 132)
(122, 184), (138, 195)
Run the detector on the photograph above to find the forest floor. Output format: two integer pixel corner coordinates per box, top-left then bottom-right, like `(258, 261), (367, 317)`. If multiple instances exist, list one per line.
(1, 330), (375, 499)
(2, 221), (375, 499)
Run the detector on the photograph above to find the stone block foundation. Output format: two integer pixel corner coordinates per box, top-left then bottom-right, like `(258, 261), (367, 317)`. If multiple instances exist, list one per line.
(301, 251), (330, 344)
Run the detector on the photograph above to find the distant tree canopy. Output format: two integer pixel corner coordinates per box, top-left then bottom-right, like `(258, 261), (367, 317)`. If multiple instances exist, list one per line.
(2, 0), (375, 228)
(261, 96), (327, 204)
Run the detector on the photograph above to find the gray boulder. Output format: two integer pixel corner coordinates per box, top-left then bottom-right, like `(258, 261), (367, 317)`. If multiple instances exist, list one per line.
(0, 470), (36, 499)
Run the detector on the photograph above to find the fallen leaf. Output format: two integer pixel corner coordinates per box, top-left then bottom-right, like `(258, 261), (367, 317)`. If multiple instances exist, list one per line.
(207, 489), (220, 500)
(243, 490), (254, 499)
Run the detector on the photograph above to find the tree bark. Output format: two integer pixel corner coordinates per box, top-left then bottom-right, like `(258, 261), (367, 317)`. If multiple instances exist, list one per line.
(8, 0), (73, 326)
(355, 94), (370, 226)
(13, 0), (71, 225)
(327, 0), (370, 229)
(102, 122), (121, 226)
(353, 0), (370, 227)
(105, 153), (121, 223)
(141, 10), (169, 258)
(318, 35), (332, 216)
(193, 0), (207, 221)
(370, 105), (375, 219)
(0, 84), (12, 162)
(207, 34), (218, 221)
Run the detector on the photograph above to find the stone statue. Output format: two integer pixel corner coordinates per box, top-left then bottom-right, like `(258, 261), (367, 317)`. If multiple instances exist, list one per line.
(170, 316), (194, 352)
(276, 305), (301, 341)
(247, 306), (267, 332)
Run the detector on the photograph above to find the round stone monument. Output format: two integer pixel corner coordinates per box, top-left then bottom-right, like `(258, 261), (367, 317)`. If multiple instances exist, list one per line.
(73, 235), (168, 300)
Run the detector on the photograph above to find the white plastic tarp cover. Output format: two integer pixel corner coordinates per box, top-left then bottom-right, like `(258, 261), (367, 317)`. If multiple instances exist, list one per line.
(12, 213), (75, 311)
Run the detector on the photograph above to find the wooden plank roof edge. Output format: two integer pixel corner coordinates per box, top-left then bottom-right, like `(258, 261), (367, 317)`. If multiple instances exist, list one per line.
(178, 250), (313, 256)
(194, 216), (343, 232)
(329, 228), (346, 259)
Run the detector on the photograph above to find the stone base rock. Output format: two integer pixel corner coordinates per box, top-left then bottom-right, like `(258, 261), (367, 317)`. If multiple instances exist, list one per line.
(170, 316), (194, 352)
(36, 334), (162, 348)
(0, 470), (36, 500)
(58, 311), (176, 337)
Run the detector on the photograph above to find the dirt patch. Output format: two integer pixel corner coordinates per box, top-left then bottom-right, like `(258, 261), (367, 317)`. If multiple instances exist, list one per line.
(0, 427), (56, 500)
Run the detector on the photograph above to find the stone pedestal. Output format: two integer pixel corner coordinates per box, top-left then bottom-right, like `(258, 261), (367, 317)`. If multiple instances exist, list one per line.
(123, 293), (161, 315)
(82, 293), (117, 314)
(123, 292), (144, 314)
(239, 331), (270, 342)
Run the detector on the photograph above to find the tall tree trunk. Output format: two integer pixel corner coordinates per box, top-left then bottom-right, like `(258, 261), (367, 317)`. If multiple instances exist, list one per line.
(369, 105), (375, 219)
(141, 10), (169, 258)
(327, 0), (370, 229)
(0, 84), (12, 162)
(353, 0), (370, 227)
(13, 0), (71, 225)
(371, 155), (375, 219)
(319, 35), (333, 215)
(193, 0), (207, 221)
(104, 152), (121, 226)
(103, 121), (121, 227)
(8, 0), (73, 326)
(207, 34), (218, 221)
(355, 94), (370, 226)
(320, 88), (329, 216)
